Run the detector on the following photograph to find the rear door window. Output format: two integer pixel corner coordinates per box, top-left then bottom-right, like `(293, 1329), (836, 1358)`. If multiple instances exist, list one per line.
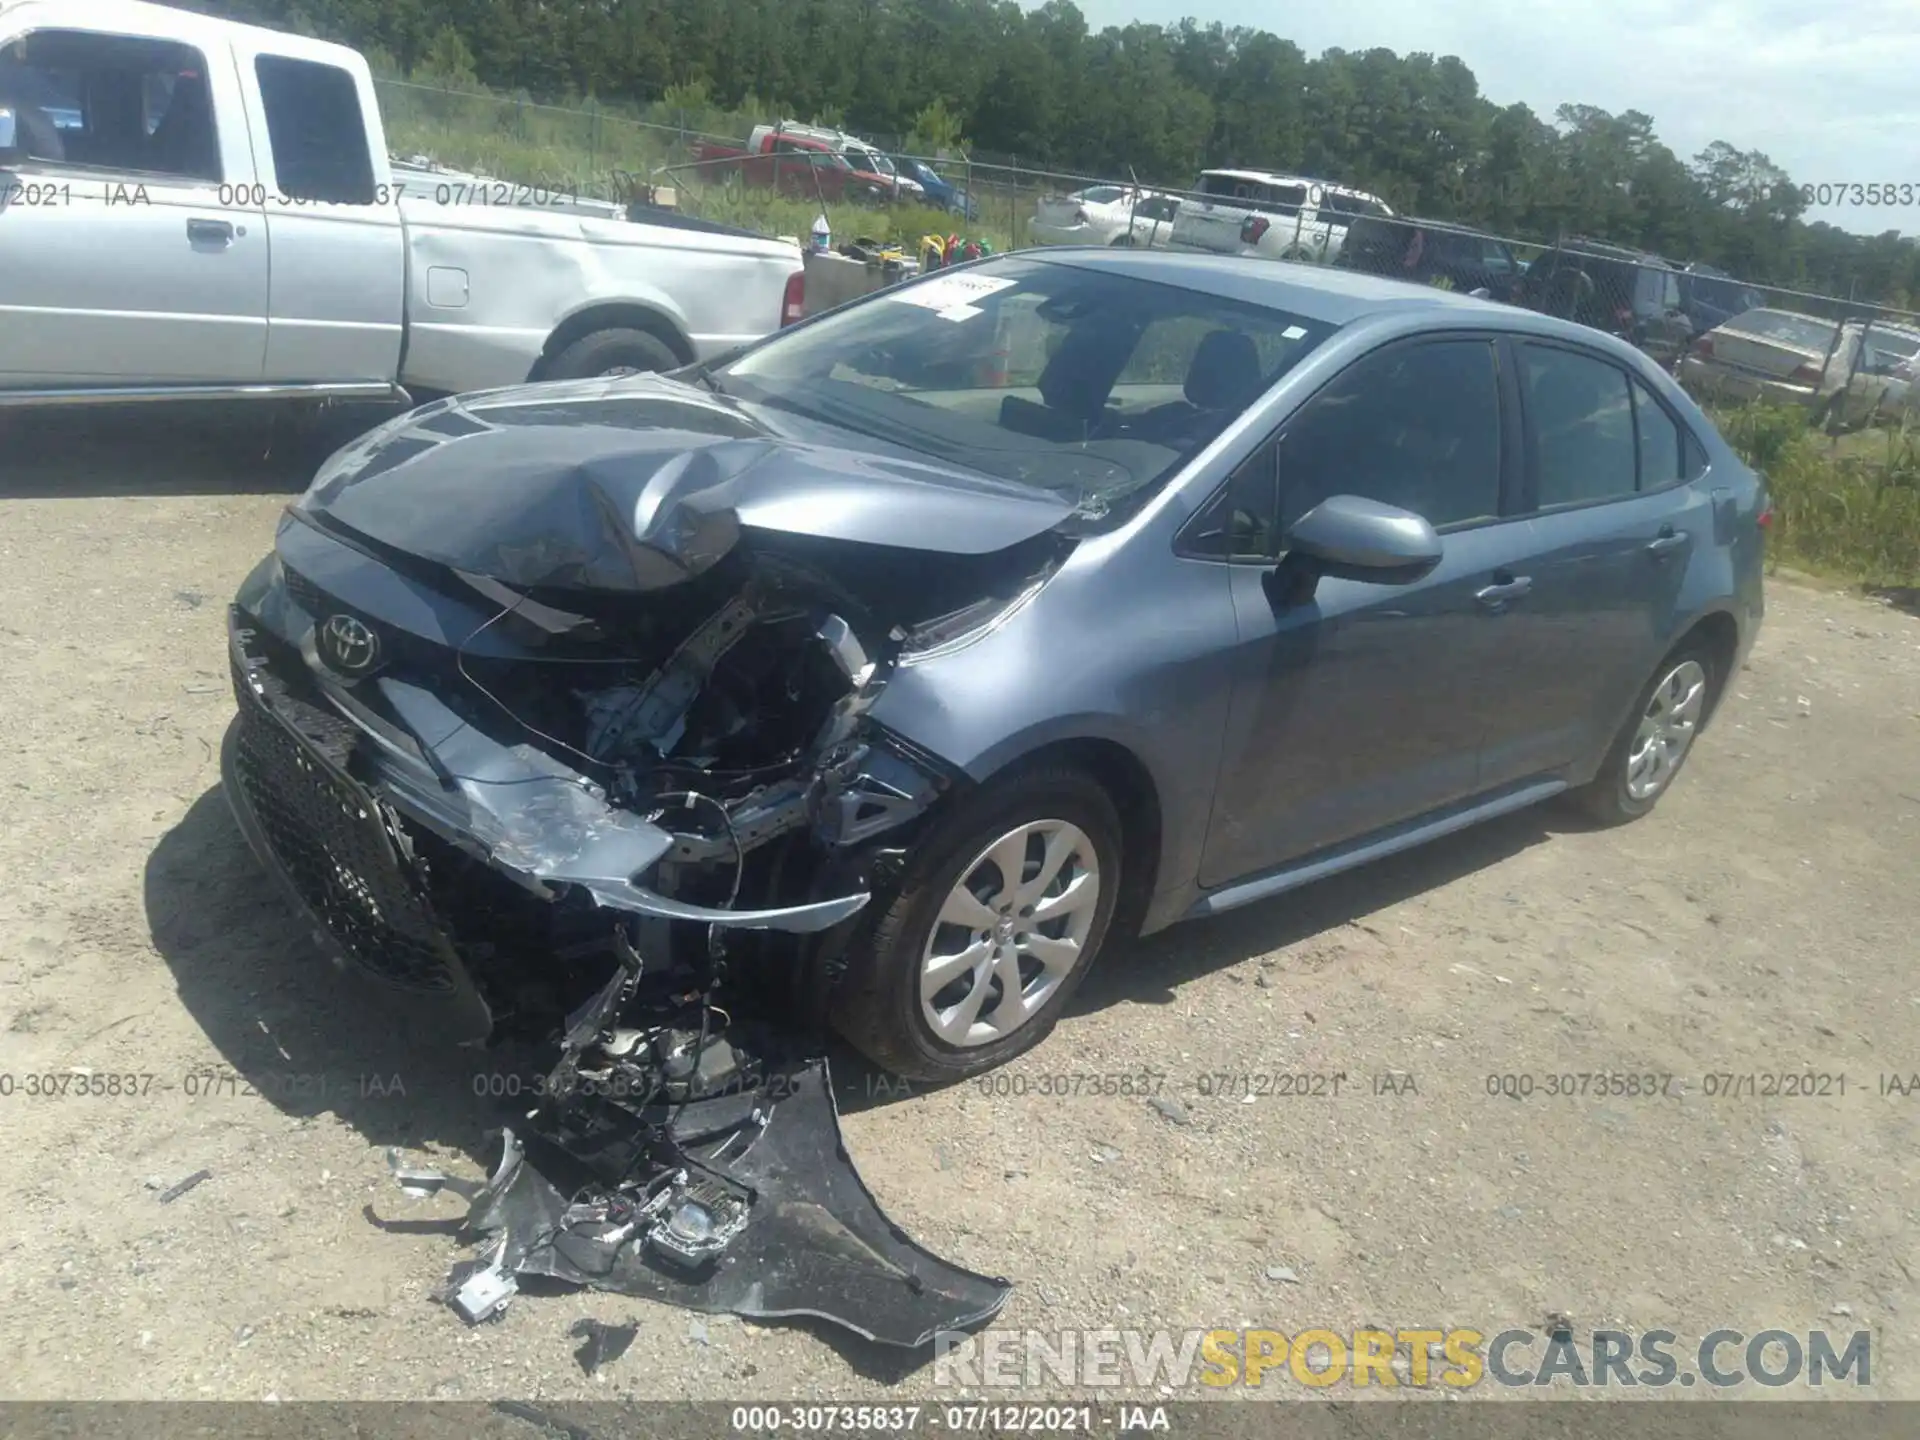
(1520, 344), (1638, 507)
(1321, 191), (1384, 217)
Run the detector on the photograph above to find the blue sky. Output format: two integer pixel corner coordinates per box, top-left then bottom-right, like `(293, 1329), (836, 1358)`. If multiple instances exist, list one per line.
(1064, 0), (1920, 236)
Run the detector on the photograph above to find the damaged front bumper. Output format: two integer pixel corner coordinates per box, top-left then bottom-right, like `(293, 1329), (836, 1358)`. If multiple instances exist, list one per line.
(218, 533), (1012, 1345)
(219, 542), (935, 1033)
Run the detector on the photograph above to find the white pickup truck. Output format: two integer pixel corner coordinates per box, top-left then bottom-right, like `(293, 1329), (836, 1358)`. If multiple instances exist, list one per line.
(1167, 168), (1392, 265)
(0, 0), (805, 409)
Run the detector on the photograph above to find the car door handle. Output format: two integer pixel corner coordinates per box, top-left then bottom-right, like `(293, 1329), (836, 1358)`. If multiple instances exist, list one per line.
(1647, 528), (1689, 557)
(186, 217), (234, 245)
(1475, 575), (1532, 611)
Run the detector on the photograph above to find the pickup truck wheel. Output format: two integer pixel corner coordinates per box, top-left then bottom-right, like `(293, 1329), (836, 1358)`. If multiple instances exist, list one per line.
(545, 328), (680, 381)
(831, 766), (1122, 1083)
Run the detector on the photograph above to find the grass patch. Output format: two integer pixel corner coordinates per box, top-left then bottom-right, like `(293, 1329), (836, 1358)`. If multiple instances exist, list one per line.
(1710, 401), (1920, 586)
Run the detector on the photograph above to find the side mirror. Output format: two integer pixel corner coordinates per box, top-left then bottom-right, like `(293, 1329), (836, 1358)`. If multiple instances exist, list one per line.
(0, 107), (20, 167)
(1283, 494), (1442, 585)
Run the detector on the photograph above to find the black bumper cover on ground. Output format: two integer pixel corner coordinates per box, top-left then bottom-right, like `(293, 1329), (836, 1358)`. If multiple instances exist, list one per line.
(437, 1057), (1013, 1348)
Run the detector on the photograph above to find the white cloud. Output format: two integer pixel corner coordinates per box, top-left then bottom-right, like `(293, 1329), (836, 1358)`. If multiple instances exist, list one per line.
(1065, 0), (1920, 234)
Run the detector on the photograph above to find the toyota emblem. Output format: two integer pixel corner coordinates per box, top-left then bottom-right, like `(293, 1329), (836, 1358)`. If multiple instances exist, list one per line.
(317, 613), (382, 676)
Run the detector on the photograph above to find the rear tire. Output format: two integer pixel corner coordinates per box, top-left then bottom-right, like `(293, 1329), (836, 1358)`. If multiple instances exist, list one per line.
(1568, 642), (1719, 825)
(831, 766), (1123, 1083)
(544, 327), (680, 381)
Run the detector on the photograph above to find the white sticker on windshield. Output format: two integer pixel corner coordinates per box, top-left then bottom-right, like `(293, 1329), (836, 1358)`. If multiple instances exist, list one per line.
(1281, 325), (1308, 339)
(891, 273), (1017, 315)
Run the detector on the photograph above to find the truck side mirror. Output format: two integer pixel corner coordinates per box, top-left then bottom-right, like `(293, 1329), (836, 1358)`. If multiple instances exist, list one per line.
(0, 108), (21, 166)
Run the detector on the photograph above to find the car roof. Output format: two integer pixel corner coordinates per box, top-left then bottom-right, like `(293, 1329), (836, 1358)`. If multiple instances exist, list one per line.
(1022, 251), (1677, 378)
(1196, 168), (1379, 200)
(1027, 247), (1587, 328)
(1555, 238), (1675, 266)
(1199, 168), (1314, 185)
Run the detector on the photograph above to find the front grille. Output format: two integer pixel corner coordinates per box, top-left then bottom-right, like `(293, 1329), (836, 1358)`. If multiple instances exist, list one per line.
(282, 564), (330, 618)
(227, 657), (461, 994)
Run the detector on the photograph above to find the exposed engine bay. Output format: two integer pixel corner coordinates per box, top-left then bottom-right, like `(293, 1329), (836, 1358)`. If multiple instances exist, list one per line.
(221, 378), (1072, 1344)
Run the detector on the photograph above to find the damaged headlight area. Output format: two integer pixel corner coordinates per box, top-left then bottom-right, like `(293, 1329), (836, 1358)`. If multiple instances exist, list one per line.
(219, 427), (1065, 1344)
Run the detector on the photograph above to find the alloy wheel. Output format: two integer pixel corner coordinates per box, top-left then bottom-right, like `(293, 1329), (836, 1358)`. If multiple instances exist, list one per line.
(1625, 659), (1708, 801)
(919, 819), (1101, 1047)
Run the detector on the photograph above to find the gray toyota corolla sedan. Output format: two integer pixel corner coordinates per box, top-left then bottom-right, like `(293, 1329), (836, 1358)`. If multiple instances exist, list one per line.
(223, 249), (1767, 1096)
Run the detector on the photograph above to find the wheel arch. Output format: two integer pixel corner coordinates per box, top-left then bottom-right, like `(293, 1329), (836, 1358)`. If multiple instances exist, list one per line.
(966, 733), (1165, 941)
(1680, 607), (1741, 727)
(528, 300), (696, 381)
(1576, 603), (1745, 789)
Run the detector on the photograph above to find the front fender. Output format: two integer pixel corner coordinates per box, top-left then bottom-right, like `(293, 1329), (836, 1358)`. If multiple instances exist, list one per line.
(865, 549), (1237, 927)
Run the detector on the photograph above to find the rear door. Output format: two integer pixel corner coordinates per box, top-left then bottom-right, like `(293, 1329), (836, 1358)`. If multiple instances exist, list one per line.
(1128, 193), (1181, 247)
(1478, 339), (1711, 788)
(1197, 333), (1549, 885)
(0, 17), (268, 385)
(225, 39), (404, 384)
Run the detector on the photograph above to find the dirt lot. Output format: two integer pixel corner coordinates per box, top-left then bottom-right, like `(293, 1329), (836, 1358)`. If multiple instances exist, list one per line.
(1, 408), (1918, 1404)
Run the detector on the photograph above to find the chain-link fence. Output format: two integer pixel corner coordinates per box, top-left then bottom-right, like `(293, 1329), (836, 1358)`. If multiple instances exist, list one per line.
(368, 75), (1920, 437)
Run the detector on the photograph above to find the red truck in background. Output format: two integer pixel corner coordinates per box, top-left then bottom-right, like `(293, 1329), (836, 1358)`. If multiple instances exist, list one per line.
(690, 122), (926, 205)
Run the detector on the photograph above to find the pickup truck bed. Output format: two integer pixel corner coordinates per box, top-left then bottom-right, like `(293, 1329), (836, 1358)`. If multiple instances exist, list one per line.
(0, 0), (803, 406)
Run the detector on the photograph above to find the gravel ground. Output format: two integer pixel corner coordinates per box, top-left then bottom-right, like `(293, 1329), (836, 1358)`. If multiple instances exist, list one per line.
(1, 409), (1917, 1403)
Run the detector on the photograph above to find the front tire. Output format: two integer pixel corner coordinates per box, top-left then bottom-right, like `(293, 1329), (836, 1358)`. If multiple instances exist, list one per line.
(832, 766), (1123, 1082)
(1569, 643), (1719, 825)
(545, 327), (680, 381)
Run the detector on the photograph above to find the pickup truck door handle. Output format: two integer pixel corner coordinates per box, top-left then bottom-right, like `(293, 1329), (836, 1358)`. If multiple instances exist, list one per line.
(1647, 527), (1689, 557)
(186, 217), (235, 245)
(1474, 574), (1532, 612)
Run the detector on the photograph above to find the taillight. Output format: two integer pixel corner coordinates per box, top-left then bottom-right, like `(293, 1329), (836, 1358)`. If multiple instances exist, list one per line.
(1241, 215), (1271, 245)
(1757, 505), (1773, 530)
(1691, 335), (1715, 359)
(1788, 360), (1823, 386)
(1614, 306), (1633, 327)
(781, 269), (805, 327)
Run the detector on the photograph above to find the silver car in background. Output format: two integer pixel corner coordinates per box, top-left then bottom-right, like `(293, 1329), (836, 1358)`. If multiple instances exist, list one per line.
(1028, 186), (1181, 248)
(1679, 307), (1920, 425)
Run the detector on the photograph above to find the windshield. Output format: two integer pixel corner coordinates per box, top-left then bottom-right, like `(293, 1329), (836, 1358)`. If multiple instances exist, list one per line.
(717, 255), (1335, 531)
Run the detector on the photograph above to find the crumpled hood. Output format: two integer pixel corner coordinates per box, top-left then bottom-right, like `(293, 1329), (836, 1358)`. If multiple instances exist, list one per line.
(295, 374), (1075, 592)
